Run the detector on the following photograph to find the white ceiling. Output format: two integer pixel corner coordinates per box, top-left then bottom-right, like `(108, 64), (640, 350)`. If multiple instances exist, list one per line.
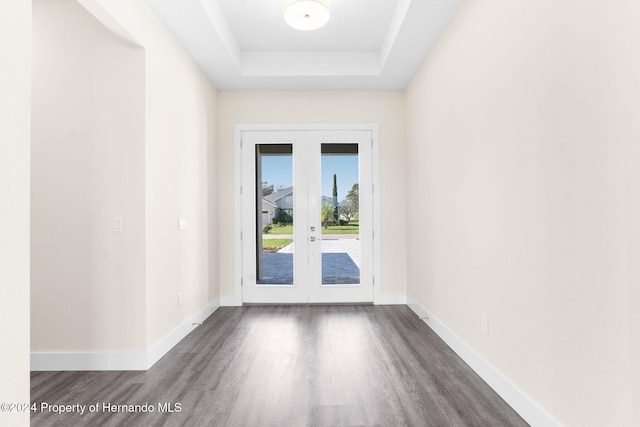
(146, 0), (462, 90)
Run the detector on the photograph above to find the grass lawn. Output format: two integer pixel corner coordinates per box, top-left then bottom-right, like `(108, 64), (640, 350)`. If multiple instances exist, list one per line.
(322, 223), (359, 234)
(265, 223), (359, 235)
(266, 224), (294, 234)
(262, 238), (293, 252)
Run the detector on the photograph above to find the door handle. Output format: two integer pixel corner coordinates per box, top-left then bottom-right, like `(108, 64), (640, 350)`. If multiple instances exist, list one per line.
(310, 237), (316, 242)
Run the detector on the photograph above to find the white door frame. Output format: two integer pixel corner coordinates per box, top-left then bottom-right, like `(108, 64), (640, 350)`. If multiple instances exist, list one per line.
(233, 124), (381, 305)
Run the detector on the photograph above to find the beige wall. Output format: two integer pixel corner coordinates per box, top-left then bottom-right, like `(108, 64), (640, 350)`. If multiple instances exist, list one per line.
(405, 0), (640, 425)
(32, 0), (146, 352)
(91, 0), (219, 348)
(31, 0), (219, 355)
(217, 91), (406, 302)
(0, 0), (31, 425)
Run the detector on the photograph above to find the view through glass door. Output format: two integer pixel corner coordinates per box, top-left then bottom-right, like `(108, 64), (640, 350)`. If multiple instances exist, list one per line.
(241, 129), (373, 303)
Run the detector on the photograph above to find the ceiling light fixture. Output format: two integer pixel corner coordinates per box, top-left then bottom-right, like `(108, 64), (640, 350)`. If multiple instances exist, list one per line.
(283, 0), (330, 31)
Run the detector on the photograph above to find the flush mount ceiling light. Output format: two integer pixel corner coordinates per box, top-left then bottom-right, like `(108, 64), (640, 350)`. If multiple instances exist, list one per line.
(283, 0), (330, 31)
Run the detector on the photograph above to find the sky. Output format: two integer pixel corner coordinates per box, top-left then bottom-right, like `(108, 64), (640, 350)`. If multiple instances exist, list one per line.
(261, 154), (358, 201)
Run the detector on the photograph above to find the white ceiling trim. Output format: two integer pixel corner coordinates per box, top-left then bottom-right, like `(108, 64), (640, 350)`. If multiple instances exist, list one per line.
(379, 0), (412, 69)
(199, 0), (241, 69)
(147, 0), (462, 90)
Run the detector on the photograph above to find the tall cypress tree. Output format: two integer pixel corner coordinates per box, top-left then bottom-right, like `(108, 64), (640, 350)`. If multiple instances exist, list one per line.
(332, 174), (339, 224)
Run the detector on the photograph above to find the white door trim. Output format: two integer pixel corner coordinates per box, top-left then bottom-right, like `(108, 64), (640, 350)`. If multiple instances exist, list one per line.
(233, 123), (380, 305)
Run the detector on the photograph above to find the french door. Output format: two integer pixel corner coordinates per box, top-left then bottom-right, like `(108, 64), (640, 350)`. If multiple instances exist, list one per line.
(240, 129), (373, 303)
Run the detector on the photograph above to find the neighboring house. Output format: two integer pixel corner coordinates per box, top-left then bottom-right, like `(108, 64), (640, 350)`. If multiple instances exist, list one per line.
(262, 189), (342, 224)
(262, 186), (293, 224)
(320, 195), (339, 207)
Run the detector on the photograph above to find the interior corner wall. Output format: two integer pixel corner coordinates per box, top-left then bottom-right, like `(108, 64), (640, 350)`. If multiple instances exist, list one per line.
(83, 0), (220, 348)
(207, 86), (220, 308)
(216, 91), (407, 304)
(623, 2), (640, 423)
(31, 0), (146, 352)
(405, 0), (639, 425)
(0, 0), (31, 425)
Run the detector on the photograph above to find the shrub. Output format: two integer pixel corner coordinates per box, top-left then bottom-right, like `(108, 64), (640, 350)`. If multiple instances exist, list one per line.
(321, 203), (335, 228)
(262, 224), (272, 234)
(275, 211), (293, 224)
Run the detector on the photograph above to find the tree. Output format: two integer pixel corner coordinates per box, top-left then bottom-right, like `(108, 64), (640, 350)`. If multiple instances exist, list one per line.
(261, 181), (274, 196)
(332, 174), (339, 224)
(345, 183), (359, 218)
(339, 199), (354, 222)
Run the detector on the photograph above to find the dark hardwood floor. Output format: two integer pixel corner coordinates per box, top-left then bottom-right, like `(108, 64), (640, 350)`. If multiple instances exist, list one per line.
(31, 305), (528, 426)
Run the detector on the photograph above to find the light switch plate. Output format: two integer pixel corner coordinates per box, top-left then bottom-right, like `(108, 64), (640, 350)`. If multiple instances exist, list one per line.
(481, 314), (489, 336)
(113, 217), (124, 232)
(179, 218), (187, 231)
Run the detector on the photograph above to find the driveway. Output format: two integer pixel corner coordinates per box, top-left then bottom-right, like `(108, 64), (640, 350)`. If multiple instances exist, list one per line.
(258, 237), (361, 285)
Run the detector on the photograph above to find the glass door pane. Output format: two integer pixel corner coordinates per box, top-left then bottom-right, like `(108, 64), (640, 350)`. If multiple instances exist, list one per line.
(320, 143), (360, 285)
(255, 144), (294, 285)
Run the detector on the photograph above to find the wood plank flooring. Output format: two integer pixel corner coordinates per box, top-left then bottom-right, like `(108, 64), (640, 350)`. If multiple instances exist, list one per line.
(31, 305), (528, 426)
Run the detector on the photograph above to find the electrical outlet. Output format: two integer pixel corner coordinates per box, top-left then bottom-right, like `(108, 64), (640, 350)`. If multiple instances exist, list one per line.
(179, 218), (187, 231)
(481, 314), (489, 336)
(178, 292), (183, 306)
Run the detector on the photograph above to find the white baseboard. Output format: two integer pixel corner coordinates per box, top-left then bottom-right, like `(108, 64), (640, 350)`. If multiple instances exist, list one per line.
(31, 298), (220, 371)
(406, 297), (560, 427)
(147, 297), (220, 368)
